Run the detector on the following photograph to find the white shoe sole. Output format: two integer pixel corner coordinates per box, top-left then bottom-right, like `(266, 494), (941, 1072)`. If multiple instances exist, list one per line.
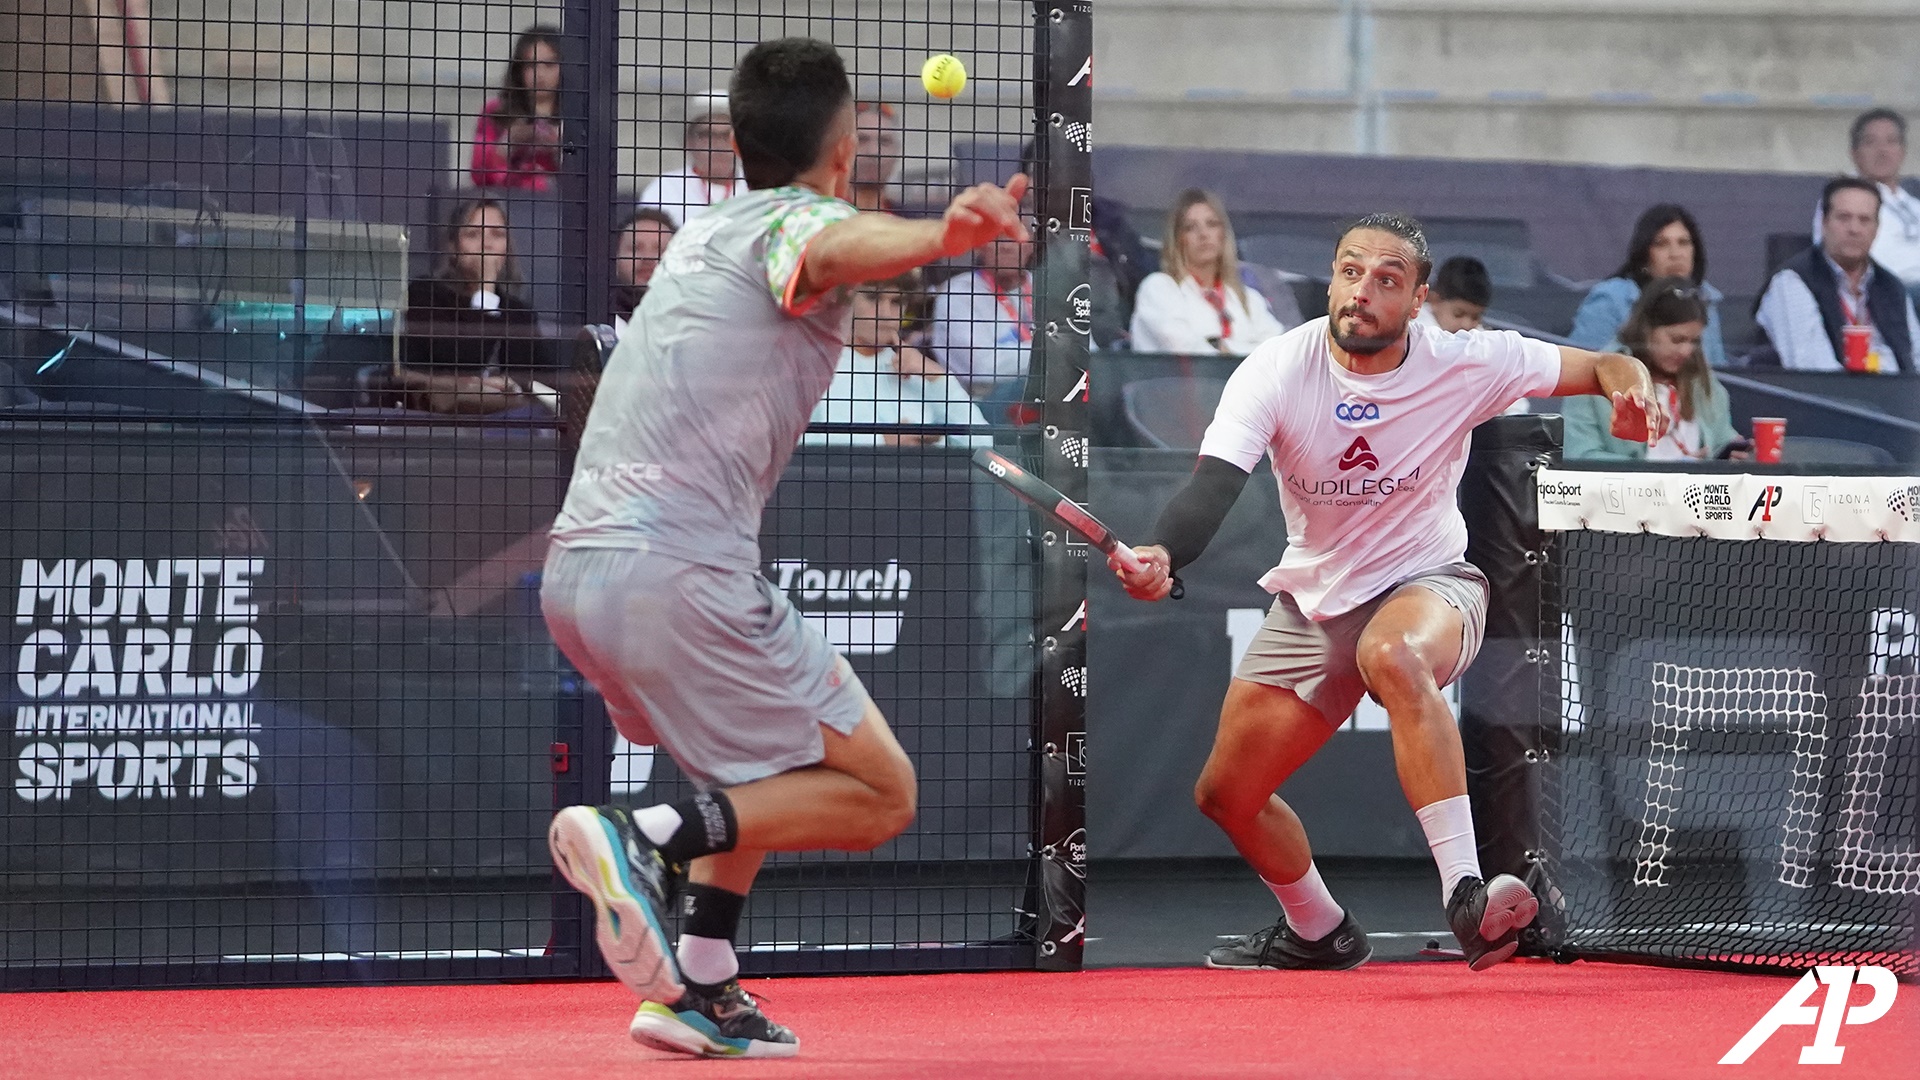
(548, 806), (684, 1003)
(631, 1004), (800, 1059)
(1468, 874), (1540, 972)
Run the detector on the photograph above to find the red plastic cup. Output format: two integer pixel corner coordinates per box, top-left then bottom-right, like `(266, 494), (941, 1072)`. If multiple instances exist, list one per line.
(1843, 325), (1872, 372)
(1753, 417), (1786, 463)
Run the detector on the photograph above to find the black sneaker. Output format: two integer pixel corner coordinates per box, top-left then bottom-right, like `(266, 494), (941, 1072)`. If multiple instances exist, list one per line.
(548, 805), (684, 1003)
(1446, 873), (1540, 971)
(630, 979), (800, 1059)
(1205, 910), (1371, 970)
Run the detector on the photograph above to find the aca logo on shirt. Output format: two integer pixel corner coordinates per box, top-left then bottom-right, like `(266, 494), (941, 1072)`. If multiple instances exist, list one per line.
(1334, 401), (1381, 423)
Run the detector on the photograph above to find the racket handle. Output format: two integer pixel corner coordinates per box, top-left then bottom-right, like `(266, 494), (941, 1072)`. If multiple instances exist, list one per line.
(1111, 543), (1146, 575)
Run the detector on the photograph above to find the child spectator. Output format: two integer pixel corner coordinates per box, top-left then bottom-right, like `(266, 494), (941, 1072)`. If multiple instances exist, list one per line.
(611, 208), (677, 320)
(471, 27), (564, 192)
(806, 273), (989, 448)
(1416, 256), (1491, 332)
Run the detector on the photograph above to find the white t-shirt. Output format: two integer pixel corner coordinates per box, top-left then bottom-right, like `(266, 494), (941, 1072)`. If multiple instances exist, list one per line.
(639, 164), (747, 227)
(1198, 317), (1562, 619)
(1129, 271), (1286, 355)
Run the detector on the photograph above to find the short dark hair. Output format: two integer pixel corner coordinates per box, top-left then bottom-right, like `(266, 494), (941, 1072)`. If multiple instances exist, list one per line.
(1613, 204), (1706, 287)
(1850, 108), (1907, 150)
(616, 207), (678, 236)
(1335, 213), (1432, 283)
(1821, 175), (1883, 219)
(728, 38), (853, 190)
(1429, 256), (1491, 307)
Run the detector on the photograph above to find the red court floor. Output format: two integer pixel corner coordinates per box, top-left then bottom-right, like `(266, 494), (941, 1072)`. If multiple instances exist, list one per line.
(2, 963), (1915, 1079)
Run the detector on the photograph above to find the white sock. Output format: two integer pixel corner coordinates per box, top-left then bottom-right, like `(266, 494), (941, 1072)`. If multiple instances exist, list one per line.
(1415, 794), (1482, 905)
(676, 933), (739, 985)
(633, 804), (682, 847)
(1263, 863), (1346, 942)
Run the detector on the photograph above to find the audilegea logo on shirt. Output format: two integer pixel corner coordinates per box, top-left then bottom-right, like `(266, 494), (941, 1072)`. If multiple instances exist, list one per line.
(1289, 437), (1420, 505)
(1338, 436), (1380, 471)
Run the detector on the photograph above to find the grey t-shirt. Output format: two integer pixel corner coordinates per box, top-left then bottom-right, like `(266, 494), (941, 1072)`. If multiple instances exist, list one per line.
(551, 186), (858, 571)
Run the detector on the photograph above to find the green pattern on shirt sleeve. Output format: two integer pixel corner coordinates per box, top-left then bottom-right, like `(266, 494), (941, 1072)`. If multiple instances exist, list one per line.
(762, 188), (859, 311)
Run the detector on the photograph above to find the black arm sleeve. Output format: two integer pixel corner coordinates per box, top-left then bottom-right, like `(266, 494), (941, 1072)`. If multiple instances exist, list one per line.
(1147, 454), (1252, 572)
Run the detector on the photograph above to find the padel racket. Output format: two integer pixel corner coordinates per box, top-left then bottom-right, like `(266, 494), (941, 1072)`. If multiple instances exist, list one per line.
(973, 448), (1146, 574)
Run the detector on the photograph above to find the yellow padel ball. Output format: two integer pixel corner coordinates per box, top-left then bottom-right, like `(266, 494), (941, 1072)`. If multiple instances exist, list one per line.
(922, 54), (967, 99)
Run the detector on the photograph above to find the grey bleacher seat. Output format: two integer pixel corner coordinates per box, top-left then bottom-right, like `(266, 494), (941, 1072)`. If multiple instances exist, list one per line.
(1779, 436), (1896, 466)
(1121, 375), (1229, 450)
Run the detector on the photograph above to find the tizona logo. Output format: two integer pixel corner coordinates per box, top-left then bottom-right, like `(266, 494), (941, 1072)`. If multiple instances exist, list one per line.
(1334, 401), (1381, 422)
(1720, 965), (1898, 1065)
(1338, 436), (1379, 472)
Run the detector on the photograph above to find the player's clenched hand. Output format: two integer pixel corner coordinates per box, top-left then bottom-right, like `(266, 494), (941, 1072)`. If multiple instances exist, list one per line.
(1111, 544), (1175, 602)
(939, 174), (1031, 258)
(1609, 386), (1667, 445)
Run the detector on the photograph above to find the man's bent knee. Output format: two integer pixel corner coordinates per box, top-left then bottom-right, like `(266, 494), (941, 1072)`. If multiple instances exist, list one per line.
(1356, 633), (1433, 701)
(1194, 774), (1262, 829)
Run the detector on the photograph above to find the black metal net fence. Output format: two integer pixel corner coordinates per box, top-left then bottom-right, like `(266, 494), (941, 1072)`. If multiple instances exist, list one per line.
(1541, 522), (1919, 975)
(0, 0), (1086, 988)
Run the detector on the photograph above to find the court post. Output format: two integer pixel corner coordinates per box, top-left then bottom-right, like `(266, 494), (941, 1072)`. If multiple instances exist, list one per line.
(1031, 0), (1095, 972)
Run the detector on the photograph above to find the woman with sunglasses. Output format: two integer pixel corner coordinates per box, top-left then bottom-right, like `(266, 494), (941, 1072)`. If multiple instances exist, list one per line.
(1564, 277), (1743, 461)
(1569, 204), (1729, 369)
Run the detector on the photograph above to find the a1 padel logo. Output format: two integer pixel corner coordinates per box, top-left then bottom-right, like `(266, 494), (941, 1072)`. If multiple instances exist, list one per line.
(1721, 965), (1898, 1065)
(1338, 436), (1379, 472)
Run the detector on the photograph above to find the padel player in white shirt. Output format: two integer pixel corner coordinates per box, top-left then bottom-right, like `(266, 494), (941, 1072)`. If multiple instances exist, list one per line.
(1109, 213), (1664, 973)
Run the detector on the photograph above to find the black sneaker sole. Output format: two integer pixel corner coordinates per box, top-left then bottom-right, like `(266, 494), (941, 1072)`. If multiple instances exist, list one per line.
(1203, 949), (1371, 972)
(1466, 874), (1540, 972)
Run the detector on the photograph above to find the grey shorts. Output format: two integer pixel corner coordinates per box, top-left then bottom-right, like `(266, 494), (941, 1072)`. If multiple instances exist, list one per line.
(541, 545), (870, 790)
(1233, 561), (1489, 727)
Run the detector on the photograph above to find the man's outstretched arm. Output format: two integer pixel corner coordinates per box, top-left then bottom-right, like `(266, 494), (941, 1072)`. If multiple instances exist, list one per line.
(790, 175), (1030, 307)
(1550, 346), (1668, 445)
(1110, 455), (1253, 602)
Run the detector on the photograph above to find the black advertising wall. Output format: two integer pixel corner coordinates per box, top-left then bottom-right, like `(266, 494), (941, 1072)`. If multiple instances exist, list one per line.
(1, 433), (1028, 897)
(0, 424), (558, 890)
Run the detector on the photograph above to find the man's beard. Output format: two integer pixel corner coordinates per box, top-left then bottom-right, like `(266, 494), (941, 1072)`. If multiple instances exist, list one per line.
(1331, 307), (1406, 356)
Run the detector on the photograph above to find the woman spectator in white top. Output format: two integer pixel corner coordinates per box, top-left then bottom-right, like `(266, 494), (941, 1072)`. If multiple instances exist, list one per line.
(638, 94), (746, 226)
(1129, 189), (1286, 355)
(806, 272), (990, 448)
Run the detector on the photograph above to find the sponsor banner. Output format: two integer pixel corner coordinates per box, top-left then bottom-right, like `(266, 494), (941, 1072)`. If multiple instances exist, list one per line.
(1537, 468), (1920, 543)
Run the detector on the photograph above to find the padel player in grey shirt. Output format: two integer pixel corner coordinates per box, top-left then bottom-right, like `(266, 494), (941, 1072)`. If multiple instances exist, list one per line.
(541, 38), (1030, 1058)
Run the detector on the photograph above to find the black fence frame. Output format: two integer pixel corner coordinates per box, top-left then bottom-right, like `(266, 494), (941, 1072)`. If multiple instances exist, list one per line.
(0, 1), (1094, 988)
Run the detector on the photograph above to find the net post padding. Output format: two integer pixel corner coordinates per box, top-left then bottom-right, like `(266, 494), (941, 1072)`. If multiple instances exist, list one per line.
(1030, 0), (1094, 973)
(1460, 413), (1563, 955)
